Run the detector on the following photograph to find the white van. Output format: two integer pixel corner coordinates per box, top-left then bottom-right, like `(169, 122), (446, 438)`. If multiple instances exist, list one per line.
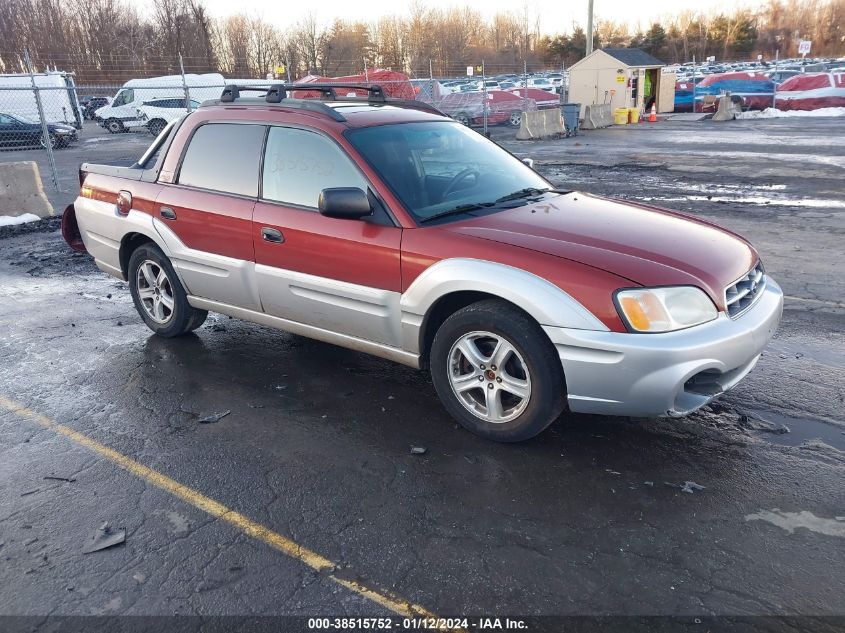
(95, 73), (225, 133)
(0, 71), (83, 129)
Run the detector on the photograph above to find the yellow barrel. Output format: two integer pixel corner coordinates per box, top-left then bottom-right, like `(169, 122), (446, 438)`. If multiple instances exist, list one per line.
(613, 108), (628, 125)
(628, 107), (640, 123)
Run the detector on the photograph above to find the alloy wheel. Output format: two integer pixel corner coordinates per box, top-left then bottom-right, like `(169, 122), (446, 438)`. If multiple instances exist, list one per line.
(447, 331), (531, 423)
(136, 260), (174, 324)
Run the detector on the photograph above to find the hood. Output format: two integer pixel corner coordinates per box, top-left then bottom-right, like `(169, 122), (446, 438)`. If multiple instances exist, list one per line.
(48, 122), (76, 132)
(444, 192), (757, 309)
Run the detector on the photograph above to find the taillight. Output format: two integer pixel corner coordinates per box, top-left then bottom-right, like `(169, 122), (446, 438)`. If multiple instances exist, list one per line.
(116, 190), (132, 215)
(78, 166), (88, 188)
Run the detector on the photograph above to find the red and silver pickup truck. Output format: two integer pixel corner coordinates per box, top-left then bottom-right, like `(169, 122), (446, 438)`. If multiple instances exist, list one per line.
(62, 83), (783, 442)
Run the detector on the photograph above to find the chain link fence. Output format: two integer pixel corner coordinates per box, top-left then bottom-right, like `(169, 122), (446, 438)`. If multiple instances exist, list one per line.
(1, 52), (570, 192)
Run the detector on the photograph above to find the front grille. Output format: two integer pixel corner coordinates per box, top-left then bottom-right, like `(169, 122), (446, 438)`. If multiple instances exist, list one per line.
(725, 262), (765, 318)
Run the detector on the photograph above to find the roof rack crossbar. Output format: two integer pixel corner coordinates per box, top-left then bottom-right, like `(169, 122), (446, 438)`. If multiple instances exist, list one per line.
(220, 84), (270, 102)
(211, 83), (445, 120)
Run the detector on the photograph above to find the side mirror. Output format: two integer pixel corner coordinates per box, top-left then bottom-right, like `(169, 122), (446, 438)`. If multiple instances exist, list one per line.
(318, 187), (372, 219)
(522, 157), (535, 168)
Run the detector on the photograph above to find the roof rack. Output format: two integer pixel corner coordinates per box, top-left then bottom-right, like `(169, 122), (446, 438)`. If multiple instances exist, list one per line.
(215, 83), (444, 121)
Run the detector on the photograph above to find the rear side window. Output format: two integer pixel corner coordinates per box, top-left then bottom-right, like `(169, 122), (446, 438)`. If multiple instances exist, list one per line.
(262, 127), (367, 208)
(178, 123), (265, 196)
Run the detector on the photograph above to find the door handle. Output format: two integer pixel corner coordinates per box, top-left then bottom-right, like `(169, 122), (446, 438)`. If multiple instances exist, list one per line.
(261, 227), (284, 243)
(160, 207), (177, 220)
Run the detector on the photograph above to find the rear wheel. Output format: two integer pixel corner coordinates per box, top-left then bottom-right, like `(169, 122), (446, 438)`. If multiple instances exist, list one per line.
(430, 300), (566, 442)
(509, 110), (522, 127)
(106, 119), (124, 134)
(128, 243), (207, 337)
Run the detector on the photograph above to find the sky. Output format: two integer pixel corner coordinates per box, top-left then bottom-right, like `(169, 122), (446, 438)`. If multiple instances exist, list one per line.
(195, 0), (754, 35)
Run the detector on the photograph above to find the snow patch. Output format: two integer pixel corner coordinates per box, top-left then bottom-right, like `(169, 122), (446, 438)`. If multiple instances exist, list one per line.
(738, 107), (845, 119)
(746, 509), (845, 537)
(0, 213), (41, 227)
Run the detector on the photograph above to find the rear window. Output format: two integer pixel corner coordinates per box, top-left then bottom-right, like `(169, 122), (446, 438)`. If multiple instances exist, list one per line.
(262, 127), (367, 208)
(178, 123), (265, 197)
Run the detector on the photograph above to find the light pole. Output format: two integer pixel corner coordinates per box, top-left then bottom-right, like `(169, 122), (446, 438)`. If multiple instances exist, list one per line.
(586, 0), (594, 56)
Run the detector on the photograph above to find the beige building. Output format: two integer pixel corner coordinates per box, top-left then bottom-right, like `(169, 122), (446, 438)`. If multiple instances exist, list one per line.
(568, 48), (676, 117)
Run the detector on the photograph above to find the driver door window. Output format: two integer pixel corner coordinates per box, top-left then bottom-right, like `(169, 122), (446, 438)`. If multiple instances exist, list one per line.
(113, 89), (134, 107)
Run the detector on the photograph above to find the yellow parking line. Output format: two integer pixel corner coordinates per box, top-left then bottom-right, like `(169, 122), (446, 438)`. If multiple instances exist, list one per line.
(0, 395), (437, 619)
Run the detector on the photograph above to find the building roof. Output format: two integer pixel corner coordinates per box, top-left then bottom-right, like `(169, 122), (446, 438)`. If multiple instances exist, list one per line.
(601, 48), (665, 67)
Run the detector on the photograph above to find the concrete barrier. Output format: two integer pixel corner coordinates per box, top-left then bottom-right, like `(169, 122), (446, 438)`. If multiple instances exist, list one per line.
(515, 109), (565, 140)
(712, 91), (742, 121)
(0, 161), (54, 218)
(581, 104), (613, 129)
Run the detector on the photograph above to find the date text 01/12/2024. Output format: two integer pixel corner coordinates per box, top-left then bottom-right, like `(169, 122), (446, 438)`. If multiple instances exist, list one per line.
(306, 617), (527, 629)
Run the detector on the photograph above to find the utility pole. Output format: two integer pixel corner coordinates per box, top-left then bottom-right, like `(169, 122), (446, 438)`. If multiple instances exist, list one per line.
(586, 0), (594, 56)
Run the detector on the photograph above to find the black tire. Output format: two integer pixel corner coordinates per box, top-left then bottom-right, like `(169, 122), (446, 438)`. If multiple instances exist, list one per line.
(509, 110), (522, 127)
(128, 243), (207, 337)
(454, 112), (470, 126)
(39, 133), (58, 150)
(430, 300), (566, 442)
(106, 119), (124, 134)
(148, 119), (166, 137)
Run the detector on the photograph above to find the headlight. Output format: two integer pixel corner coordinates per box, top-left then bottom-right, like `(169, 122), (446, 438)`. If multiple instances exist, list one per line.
(615, 287), (717, 333)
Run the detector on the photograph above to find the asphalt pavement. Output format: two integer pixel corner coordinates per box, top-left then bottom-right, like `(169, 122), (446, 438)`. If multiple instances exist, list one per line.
(0, 117), (843, 631)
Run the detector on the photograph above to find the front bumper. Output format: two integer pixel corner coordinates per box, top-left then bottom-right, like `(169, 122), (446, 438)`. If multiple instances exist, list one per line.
(543, 277), (783, 418)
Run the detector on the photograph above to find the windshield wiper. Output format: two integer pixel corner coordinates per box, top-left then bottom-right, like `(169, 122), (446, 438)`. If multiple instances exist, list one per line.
(419, 202), (496, 224)
(494, 187), (552, 203)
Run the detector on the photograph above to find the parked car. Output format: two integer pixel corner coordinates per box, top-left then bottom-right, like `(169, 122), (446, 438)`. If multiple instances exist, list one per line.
(765, 70), (801, 85)
(136, 98), (201, 136)
(433, 91), (534, 126)
(0, 71), (83, 130)
(476, 80), (501, 91)
(83, 97), (110, 120)
(527, 77), (556, 93)
(62, 83), (782, 442)
(95, 73), (225, 133)
(0, 112), (77, 149)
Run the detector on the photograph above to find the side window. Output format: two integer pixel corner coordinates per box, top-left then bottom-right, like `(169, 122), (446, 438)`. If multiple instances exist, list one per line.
(262, 127), (368, 208)
(113, 89), (134, 106)
(178, 123), (265, 197)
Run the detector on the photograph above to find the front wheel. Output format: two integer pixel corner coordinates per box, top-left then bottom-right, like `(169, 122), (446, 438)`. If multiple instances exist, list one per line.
(128, 243), (207, 337)
(106, 119), (124, 134)
(39, 133), (58, 150)
(430, 300), (566, 442)
(509, 110), (522, 127)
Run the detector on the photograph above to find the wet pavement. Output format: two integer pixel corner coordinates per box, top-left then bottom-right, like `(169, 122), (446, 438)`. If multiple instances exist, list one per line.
(1, 117), (844, 628)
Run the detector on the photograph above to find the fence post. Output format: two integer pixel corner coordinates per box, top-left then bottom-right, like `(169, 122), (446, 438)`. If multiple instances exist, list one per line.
(24, 49), (59, 192)
(429, 59), (434, 107)
(179, 54), (193, 112)
(523, 59), (528, 115)
(482, 59), (488, 136)
(772, 50), (778, 109)
(692, 55), (697, 113)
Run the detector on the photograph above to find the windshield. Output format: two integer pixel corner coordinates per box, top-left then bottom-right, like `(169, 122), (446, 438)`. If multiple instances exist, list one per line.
(345, 121), (551, 224)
